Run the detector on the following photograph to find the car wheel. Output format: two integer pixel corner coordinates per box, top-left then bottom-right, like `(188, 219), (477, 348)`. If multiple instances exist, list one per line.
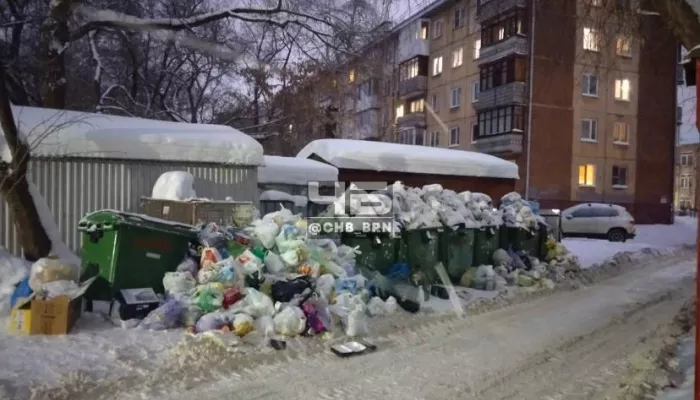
(607, 228), (626, 242)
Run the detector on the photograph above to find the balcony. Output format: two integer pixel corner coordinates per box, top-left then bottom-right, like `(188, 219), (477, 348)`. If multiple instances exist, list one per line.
(478, 36), (529, 65)
(396, 112), (427, 128)
(398, 76), (428, 98)
(472, 132), (523, 155)
(474, 82), (527, 110)
(477, 0), (526, 21)
(356, 95), (381, 112)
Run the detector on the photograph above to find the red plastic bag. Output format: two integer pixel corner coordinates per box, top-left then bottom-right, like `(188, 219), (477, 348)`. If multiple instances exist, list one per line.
(222, 287), (244, 309)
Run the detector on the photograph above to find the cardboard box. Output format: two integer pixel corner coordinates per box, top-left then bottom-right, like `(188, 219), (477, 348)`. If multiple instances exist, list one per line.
(8, 277), (96, 335)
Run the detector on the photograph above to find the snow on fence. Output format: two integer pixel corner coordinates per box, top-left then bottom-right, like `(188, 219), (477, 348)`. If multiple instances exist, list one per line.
(0, 106), (263, 255)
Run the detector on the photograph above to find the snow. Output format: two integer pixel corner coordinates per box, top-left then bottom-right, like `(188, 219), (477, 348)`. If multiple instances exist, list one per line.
(257, 155), (339, 185)
(0, 248), (30, 318)
(657, 330), (694, 400)
(296, 139), (519, 179)
(1, 106), (263, 165)
(151, 171), (197, 201)
(290, 195), (308, 207)
(564, 216), (697, 268)
(259, 190), (295, 203)
(28, 182), (79, 266)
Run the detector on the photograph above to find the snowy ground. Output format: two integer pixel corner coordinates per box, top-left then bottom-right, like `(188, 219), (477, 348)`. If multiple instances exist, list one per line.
(0, 219), (696, 400)
(564, 216), (697, 268)
(657, 330), (695, 400)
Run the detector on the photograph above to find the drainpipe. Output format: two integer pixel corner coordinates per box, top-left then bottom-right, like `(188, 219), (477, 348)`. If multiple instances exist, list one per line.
(524, 0), (537, 200)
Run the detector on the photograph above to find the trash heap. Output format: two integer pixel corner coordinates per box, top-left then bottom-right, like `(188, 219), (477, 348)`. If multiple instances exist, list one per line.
(390, 182), (503, 230)
(499, 192), (543, 230)
(137, 206), (398, 338)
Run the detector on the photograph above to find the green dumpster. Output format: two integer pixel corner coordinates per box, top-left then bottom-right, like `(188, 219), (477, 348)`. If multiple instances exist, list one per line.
(78, 210), (199, 302)
(473, 225), (500, 266)
(499, 226), (539, 255)
(440, 227), (475, 281)
(401, 228), (442, 284)
(342, 232), (400, 275)
(536, 222), (550, 260)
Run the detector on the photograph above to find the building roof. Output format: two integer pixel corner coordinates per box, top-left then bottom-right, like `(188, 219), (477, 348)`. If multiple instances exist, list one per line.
(258, 155), (339, 185)
(296, 139), (519, 179)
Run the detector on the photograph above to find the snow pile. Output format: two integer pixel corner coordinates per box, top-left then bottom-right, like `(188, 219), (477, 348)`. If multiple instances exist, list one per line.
(3, 105), (264, 165)
(259, 190), (296, 203)
(499, 192), (541, 230)
(0, 247), (31, 317)
(28, 182), (79, 265)
(297, 138), (519, 179)
(151, 171), (197, 201)
(258, 156), (338, 185)
(458, 191), (502, 227)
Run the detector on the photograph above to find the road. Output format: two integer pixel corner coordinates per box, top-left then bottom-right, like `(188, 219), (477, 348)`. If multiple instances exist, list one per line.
(79, 254), (694, 400)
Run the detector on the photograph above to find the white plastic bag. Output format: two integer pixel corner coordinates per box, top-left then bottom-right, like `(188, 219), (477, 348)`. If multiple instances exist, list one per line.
(273, 306), (307, 337)
(239, 288), (275, 318)
(29, 257), (80, 292)
(264, 251), (287, 274)
(346, 304), (369, 336)
(253, 220), (280, 249)
(385, 296), (398, 314)
(236, 249), (264, 276)
(315, 274), (335, 298)
(367, 296), (387, 317)
(255, 315), (275, 338)
(280, 249), (302, 267)
(163, 271), (196, 296)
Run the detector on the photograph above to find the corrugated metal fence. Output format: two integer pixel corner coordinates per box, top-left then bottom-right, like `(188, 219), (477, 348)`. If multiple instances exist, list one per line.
(0, 157), (258, 255)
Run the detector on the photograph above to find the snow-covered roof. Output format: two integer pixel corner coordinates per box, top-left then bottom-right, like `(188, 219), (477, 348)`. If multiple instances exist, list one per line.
(1, 106), (263, 165)
(296, 139), (519, 179)
(258, 155), (339, 185)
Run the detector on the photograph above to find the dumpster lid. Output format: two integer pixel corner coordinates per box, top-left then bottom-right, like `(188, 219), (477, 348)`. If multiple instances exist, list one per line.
(78, 209), (196, 232)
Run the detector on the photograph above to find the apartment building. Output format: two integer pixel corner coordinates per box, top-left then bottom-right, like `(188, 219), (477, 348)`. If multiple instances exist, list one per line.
(334, 0), (677, 223)
(674, 143), (699, 210)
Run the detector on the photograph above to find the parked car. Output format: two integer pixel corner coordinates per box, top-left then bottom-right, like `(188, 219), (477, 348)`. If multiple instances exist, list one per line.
(560, 203), (636, 242)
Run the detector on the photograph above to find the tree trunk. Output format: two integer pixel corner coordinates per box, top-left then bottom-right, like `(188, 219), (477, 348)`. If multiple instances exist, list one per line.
(0, 65), (52, 261)
(38, 0), (74, 109)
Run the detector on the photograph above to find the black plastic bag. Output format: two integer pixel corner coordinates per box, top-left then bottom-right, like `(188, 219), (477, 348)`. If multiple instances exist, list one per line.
(271, 276), (314, 303)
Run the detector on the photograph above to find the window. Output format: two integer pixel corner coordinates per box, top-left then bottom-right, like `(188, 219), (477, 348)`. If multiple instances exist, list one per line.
(430, 93), (440, 112)
(581, 118), (598, 141)
(432, 56), (443, 76)
(613, 122), (630, 144)
(450, 87), (462, 108)
(471, 122), (479, 142)
(616, 36), (631, 57)
(418, 20), (429, 39)
(432, 19), (444, 38)
(452, 47), (464, 68)
(578, 164), (596, 186)
(453, 7), (466, 29)
(681, 174), (692, 189)
(681, 153), (693, 166)
(415, 130), (424, 145)
(474, 39), (481, 59)
(348, 69), (356, 82)
(582, 74), (598, 96)
(571, 207), (595, 218)
(359, 79), (377, 96)
(583, 27), (600, 51)
(395, 104), (404, 120)
(476, 106), (525, 138)
(479, 56), (528, 91)
(612, 166), (628, 187)
(399, 57), (427, 82)
(481, 10), (526, 47)
(357, 111), (371, 128)
(427, 131), (440, 147)
(472, 81), (480, 102)
(399, 128), (423, 145)
(449, 126), (460, 146)
(614, 78), (631, 101)
(409, 99), (425, 113)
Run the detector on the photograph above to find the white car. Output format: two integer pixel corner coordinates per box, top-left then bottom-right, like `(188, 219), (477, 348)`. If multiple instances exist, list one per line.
(560, 203), (636, 242)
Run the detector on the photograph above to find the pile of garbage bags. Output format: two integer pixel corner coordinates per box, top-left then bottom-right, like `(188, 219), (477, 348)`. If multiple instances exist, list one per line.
(137, 206), (399, 339)
(499, 192), (544, 230)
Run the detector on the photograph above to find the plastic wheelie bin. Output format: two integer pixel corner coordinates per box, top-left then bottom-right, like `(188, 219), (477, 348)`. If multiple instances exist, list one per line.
(439, 227), (475, 281)
(499, 226), (539, 255)
(341, 232), (400, 275)
(473, 225), (500, 266)
(78, 210), (199, 302)
(401, 228), (442, 285)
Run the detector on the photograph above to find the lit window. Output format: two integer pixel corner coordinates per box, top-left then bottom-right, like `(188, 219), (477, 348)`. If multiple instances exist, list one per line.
(449, 126), (460, 146)
(582, 74), (598, 96)
(612, 166), (628, 187)
(614, 78), (631, 101)
(583, 27), (600, 51)
(409, 99), (425, 113)
(433, 56), (443, 76)
(452, 47), (463, 68)
(613, 122), (630, 144)
(474, 39), (481, 59)
(498, 27), (505, 41)
(348, 69), (355, 82)
(581, 118), (597, 141)
(450, 87), (462, 108)
(578, 164), (596, 186)
(419, 21), (429, 39)
(395, 104), (404, 120)
(616, 36), (631, 57)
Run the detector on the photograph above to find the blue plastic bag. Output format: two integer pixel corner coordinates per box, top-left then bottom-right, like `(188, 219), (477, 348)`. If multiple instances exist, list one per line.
(10, 277), (32, 308)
